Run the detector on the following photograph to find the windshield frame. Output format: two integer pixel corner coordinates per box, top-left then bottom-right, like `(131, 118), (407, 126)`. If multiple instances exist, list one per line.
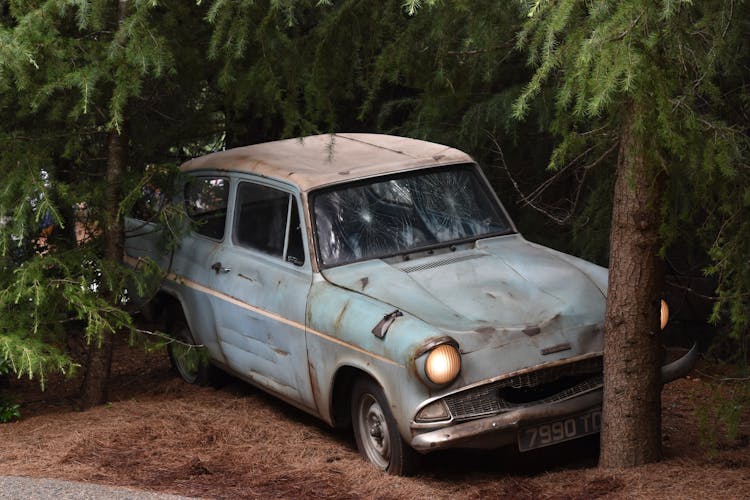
(309, 162), (516, 269)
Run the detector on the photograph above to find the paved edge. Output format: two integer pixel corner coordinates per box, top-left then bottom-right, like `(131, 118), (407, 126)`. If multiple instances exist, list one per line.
(0, 476), (200, 500)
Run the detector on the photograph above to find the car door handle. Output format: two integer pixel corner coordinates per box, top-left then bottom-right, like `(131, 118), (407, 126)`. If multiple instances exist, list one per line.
(210, 262), (231, 274)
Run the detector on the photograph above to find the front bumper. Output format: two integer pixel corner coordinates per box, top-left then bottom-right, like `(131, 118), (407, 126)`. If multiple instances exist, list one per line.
(410, 343), (699, 453)
(411, 390), (602, 452)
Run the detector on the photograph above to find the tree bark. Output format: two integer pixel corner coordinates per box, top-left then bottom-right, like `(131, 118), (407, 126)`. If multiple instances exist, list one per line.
(78, 0), (131, 410)
(79, 128), (127, 409)
(599, 107), (665, 467)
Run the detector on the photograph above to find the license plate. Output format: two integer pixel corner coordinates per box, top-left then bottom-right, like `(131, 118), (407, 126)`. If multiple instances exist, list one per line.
(518, 409), (601, 452)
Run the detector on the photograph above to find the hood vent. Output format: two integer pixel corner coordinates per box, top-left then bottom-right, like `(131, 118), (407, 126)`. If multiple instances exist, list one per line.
(400, 253), (486, 273)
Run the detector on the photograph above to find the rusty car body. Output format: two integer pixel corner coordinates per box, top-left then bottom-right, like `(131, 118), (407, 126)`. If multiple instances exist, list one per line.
(124, 133), (697, 474)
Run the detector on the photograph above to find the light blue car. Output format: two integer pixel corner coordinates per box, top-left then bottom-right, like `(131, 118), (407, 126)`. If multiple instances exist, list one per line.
(124, 133), (697, 475)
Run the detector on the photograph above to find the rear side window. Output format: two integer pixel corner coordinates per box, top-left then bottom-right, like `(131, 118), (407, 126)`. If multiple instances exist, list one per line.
(185, 177), (229, 239)
(234, 182), (305, 266)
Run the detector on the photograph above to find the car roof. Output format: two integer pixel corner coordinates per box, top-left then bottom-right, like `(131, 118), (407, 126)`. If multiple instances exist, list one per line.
(180, 133), (473, 192)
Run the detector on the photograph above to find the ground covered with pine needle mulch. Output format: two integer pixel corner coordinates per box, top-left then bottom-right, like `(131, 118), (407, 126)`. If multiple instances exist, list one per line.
(1, 336), (748, 499)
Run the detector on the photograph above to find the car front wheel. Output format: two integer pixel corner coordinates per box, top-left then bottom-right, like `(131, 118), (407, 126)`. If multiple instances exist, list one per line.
(351, 377), (418, 475)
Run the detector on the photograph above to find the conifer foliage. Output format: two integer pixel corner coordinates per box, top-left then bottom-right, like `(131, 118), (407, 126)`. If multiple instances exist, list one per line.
(0, 0), (747, 446)
(0, 0), (210, 404)
(403, 0), (750, 466)
(513, 0), (750, 466)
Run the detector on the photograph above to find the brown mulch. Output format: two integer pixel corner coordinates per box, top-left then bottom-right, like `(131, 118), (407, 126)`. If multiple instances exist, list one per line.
(0, 337), (748, 499)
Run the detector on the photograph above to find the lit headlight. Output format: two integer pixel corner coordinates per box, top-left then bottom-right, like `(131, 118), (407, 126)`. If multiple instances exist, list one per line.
(425, 343), (461, 385)
(660, 299), (669, 330)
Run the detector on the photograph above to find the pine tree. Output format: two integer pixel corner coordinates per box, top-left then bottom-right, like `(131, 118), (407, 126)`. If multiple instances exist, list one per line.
(400, 0), (750, 466)
(513, 0), (750, 467)
(0, 0), (217, 404)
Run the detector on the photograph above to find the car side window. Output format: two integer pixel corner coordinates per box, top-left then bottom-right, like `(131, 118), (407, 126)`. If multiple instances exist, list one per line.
(234, 182), (305, 266)
(185, 177), (229, 239)
(132, 184), (167, 222)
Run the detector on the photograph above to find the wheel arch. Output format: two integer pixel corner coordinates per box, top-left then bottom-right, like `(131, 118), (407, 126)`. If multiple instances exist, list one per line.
(144, 290), (184, 330)
(330, 365), (382, 429)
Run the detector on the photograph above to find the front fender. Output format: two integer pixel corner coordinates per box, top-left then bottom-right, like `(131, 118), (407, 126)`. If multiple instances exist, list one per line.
(306, 278), (447, 437)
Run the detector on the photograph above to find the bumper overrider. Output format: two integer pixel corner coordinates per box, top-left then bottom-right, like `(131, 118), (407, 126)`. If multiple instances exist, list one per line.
(410, 344), (699, 452)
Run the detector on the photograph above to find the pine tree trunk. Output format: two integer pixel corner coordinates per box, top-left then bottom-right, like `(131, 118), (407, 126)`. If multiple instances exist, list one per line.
(78, 0), (130, 410)
(599, 107), (664, 467)
(79, 128), (127, 409)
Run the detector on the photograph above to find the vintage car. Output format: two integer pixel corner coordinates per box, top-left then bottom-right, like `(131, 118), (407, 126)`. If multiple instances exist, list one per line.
(124, 133), (697, 475)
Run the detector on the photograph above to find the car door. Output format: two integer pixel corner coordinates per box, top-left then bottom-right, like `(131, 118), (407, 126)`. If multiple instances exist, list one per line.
(170, 174), (231, 363)
(209, 177), (315, 409)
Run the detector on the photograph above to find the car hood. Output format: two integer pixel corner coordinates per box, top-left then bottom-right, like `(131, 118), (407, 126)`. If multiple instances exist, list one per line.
(320, 235), (607, 363)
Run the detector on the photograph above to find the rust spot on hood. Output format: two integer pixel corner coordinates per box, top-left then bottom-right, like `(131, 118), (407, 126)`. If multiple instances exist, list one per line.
(359, 277), (369, 290)
(523, 326), (541, 337)
(475, 326), (496, 335)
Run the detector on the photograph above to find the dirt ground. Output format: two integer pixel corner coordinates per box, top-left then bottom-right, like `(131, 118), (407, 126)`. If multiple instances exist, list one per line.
(0, 336), (748, 500)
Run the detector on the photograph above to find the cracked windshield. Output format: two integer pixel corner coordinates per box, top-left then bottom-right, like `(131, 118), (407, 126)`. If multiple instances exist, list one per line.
(314, 165), (512, 267)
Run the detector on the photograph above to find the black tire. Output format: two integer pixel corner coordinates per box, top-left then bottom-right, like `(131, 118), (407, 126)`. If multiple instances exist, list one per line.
(350, 377), (420, 475)
(167, 317), (214, 386)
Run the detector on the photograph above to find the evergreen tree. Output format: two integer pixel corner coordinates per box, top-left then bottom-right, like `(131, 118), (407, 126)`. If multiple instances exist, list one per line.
(514, 0), (750, 467)
(405, 0), (750, 466)
(213, 1), (595, 261)
(0, 0), (217, 404)
(2, 0), (746, 438)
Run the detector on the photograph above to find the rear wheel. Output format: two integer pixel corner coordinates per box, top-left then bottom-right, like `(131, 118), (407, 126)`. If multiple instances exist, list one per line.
(351, 377), (419, 475)
(167, 318), (214, 386)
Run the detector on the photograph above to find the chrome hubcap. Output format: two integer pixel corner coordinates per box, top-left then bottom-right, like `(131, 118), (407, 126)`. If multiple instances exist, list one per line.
(370, 422), (383, 443)
(358, 394), (391, 469)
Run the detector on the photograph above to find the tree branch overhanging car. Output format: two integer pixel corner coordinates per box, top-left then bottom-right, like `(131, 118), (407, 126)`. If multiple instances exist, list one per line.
(124, 133), (698, 475)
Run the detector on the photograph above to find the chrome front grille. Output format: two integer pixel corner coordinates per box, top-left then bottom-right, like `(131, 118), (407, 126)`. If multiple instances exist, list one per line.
(444, 356), (603, 421)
